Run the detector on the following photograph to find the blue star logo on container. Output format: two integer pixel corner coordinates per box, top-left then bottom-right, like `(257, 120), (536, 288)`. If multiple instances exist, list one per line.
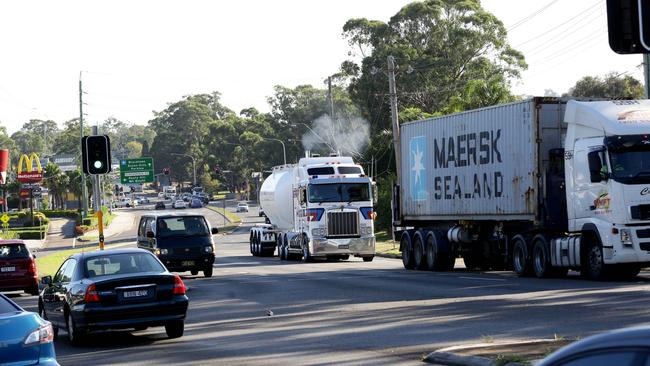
(409, 136), (427, 201)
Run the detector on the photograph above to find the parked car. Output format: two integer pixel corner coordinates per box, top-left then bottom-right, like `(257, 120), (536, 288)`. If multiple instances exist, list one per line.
(538, 326), (650, 366)
(0, 293), (58, 365)
(236, 202), (249, 212)
(137, 214), (218, 277)
(155, 202), (166, 210)
(0, 240), (39, 295)
(158, 192), (165, 199)
(189, 198), (203, 208)
(114, 197), (135, 208)
(38, 248), (189, 346)
(173, 200), (187, 209)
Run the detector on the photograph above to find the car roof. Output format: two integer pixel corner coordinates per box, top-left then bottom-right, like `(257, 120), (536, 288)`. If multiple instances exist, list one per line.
(0, 240), (26, 245)
(71, 247), (152, 261)
(141, 212), (206, 219)
(539, 326), (650, 365)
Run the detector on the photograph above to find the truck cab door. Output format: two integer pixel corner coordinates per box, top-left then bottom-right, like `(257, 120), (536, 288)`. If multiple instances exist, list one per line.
(571, 141), (610, 220)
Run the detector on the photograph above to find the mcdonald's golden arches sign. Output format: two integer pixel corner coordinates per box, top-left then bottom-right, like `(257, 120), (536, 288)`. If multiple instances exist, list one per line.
(17, 153), (43, 183)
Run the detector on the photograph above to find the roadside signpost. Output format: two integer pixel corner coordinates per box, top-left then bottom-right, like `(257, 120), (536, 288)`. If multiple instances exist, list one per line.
(120, 158), (155, 184)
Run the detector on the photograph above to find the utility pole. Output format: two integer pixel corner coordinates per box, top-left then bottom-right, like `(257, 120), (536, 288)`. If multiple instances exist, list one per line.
(644, 54), (650, 98)
(327, 76), (335, 118)
(79, 72), (88, 217)
(387, 56), (401, 182)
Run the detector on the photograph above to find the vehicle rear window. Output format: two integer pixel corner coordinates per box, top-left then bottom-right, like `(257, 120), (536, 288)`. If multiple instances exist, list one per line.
(338, 166), (362, 174)
(307, 167), (335, 175)
(156, 216), (210, 238)
(0, 296), (20, 314)
(0, 244), (29, 259)
(85, 252), (165, 278)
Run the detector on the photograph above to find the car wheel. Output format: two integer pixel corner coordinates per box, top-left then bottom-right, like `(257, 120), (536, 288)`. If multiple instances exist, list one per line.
(203, 266), (213, 278)
(363, 256), (374, 262)
(190, 270), (198, 276)
(27, 285), (39, 296)
(66, 311), (85, 346)
(165, 320), (184, 339)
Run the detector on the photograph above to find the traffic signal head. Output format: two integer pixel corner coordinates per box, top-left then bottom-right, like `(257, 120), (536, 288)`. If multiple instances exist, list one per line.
(82, 135), (112, 175)
(606, 0), (650, 53)
(163, 167), (170, 175)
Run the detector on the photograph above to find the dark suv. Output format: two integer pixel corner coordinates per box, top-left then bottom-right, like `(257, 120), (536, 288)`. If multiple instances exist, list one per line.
(136, 214), (218, 277)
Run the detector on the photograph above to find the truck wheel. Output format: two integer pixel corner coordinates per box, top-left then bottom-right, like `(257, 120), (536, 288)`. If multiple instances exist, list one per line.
(302, 237), (314, 263)
(363, 256), (374, 262)
(400, 233), (414, 270)
(512, 236), (533, 277)
(413, 234), (426, 270)
(532, 236), (553, 278)
(583, 241), (607, 280)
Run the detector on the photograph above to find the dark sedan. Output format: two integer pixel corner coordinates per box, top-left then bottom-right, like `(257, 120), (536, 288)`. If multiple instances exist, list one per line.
(539, 326), (650, 366)
(38, 248), (189, 346)
(155, 201), (166, 210)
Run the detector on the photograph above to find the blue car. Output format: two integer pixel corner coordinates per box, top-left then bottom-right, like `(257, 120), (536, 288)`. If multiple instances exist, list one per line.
(0, 293), (58, 365)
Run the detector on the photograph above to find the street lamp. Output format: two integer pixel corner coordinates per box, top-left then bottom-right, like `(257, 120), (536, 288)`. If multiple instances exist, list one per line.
(261, 137), (286, 165)
(171, 153), (196, 187)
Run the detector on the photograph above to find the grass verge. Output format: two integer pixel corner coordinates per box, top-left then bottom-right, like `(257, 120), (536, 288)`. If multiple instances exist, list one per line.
(375, 230), (400, 256)
(205, 206), (242, 225)
(35, 247), (90, 278)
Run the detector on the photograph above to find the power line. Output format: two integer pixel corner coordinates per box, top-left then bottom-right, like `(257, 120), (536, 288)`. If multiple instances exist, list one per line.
(507, 0), (561, 31)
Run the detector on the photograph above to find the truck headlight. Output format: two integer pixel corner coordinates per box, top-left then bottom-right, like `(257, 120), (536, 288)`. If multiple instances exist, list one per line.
(620, 229), (633, 246)
(205, 245), (214, 253)
(311, 228), (326, 237)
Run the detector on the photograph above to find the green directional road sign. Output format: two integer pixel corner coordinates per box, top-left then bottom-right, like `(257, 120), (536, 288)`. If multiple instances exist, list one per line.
(120, 157), (154, 184)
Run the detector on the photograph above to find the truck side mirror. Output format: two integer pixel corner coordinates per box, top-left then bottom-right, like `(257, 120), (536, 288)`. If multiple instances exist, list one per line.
(588, 151), (607, 183)
(300, 189), (307, 205)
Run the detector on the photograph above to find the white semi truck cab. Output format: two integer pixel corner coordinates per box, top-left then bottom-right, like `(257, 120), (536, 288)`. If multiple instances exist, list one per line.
(250, 154), (376, 262)
(561, 100), (650, 273)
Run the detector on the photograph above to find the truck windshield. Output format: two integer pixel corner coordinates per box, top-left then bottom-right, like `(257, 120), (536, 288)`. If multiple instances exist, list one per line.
(609, 149), (650, 184)
(308, 183), (370, 203)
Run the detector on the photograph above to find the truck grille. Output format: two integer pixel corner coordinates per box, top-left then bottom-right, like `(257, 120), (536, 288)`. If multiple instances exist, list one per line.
(327, 211), (359, 237)
(631, 205), (650, 220)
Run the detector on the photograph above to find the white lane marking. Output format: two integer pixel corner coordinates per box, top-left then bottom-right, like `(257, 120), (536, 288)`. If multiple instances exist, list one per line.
(457, 276), (507, 282)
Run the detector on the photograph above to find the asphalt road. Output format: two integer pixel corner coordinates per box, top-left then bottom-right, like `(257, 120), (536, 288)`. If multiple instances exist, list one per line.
(10, 206), (650, 365)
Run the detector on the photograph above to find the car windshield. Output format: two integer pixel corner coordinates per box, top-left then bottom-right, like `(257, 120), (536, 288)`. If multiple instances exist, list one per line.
(85, 252), (165, 278)
(157, 216), (210, 238)
(0, 244), (29, 259)
(308, 183), (370, 203)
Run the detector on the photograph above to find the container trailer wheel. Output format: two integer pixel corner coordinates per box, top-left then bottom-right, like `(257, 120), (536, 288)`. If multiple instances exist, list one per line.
(413, 233), (426, 270)
(400, 232), (415, 270)
(425, 230), (453, 271)
(512, 235), (533, 277)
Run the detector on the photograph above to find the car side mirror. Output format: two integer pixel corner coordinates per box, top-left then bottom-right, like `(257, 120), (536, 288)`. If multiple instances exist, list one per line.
(146, 231), (155, 238)
(32, 253), (36, 259)
(41, 276), (52, 286)
(211, 227), (219, 235)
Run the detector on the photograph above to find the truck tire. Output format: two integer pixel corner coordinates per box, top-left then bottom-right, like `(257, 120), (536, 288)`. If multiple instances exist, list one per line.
(532, 235), (553, 278)
(362, 256), (374, 262)
(400, 233), (415, 270)
(583, 239), (608, 280)
(302, 237), (314, 263)
(426, 231), (454, 271)
(512, 235), (533, 277)
(413, 233), (426, 270)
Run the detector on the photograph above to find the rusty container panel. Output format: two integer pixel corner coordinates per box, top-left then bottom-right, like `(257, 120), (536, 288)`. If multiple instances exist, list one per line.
(400, 99), (561, 221)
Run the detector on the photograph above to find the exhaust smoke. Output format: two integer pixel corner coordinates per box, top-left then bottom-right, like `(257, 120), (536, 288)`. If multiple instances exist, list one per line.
(301, 114), (370, 157)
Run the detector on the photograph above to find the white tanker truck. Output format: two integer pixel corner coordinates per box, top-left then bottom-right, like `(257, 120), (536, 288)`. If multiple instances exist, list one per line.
(249, 153), (377, 262)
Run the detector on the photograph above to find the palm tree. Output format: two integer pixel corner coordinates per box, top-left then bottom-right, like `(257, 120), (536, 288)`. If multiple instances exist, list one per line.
(44, 163), (65, 209)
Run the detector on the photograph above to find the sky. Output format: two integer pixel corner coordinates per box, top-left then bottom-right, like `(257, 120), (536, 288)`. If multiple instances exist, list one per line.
(0, 0), (645, 135)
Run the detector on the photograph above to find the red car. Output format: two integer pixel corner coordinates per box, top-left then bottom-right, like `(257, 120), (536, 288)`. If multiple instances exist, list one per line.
(0, 240), (39, 295)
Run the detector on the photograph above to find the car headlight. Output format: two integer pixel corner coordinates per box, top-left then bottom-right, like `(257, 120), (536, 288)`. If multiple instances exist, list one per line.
(204, 245), (214, 253)
(620, 229), (633, 246)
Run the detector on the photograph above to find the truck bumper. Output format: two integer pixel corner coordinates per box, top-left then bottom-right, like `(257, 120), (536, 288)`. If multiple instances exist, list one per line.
(311, 236), (375, 256)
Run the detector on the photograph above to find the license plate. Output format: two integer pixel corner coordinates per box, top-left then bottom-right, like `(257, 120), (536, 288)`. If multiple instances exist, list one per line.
(123, 289), (148, 298)
(181, 261), (195, 266)
(1, 266), (15, 272)
(338, 244), (349, 250)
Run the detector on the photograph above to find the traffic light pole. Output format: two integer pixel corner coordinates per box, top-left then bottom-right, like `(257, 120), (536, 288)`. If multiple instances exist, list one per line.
(79, 74), (89, 218)
(643, 53), (650, 99)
